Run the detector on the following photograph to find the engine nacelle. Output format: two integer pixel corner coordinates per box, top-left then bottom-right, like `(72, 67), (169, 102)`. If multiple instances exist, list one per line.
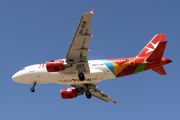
(61, 88), (77, 99)
(46, 60), (71, 72)
(60, 88), (84, 99)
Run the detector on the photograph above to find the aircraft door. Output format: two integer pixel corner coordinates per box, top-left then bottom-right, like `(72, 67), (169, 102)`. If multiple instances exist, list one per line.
(129, 58), (135, 66)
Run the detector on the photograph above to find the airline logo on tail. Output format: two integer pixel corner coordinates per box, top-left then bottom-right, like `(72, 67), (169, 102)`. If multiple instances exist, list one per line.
(145, 41), (159, 54)
(103, 34), (171, 77)
(136, 34), (165, 58)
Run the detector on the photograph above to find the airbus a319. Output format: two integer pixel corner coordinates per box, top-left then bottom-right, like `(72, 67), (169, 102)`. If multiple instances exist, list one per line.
(12, 10), (172, 103)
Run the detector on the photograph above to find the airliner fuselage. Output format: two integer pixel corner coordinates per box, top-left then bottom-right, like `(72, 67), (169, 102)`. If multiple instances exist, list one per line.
(12, 58), (172, 85)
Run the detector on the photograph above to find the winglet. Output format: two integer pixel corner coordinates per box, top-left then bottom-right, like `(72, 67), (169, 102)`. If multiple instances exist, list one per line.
(114, 100), (117, 104)
(89, 9), (95, 14)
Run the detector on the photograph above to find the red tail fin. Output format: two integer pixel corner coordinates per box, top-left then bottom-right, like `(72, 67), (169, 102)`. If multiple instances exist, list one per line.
(146, 41), (167, 62)
(136, 34), (165, 58)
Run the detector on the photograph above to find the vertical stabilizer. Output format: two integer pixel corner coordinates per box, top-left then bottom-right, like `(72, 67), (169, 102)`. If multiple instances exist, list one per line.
(136, 34), (165, 58)
(146, 41), (167, 62)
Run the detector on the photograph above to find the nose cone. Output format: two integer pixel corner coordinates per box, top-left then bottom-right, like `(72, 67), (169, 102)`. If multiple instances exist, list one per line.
(165, 58), (172, 64)
(12, 72), (21, 82)
(12, 73), (17, 81)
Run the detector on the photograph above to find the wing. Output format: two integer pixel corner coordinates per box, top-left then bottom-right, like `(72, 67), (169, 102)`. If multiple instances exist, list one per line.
(70, 83), (117, 103)
(64, 10), (95, 73)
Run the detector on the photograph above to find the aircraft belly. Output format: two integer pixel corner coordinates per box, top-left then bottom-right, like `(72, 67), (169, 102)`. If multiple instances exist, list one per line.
(54, 68), (105, 84)
(50, 60), (116, 84)
(56, 77), (102, 84)
(55, 75), (103, 84)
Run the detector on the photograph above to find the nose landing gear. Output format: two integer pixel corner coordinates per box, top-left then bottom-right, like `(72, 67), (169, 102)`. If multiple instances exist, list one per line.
(30, 81), (36, 92)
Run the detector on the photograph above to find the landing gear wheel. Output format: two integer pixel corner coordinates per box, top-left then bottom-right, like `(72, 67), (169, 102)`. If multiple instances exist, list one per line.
(78, 73), (85, 81)
(86, 91), (92, 99)
(30, 87), (35, 92)
(30, 81), (36, 92)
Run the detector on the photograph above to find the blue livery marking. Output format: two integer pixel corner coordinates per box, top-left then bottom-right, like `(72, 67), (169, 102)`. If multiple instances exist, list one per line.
(101, 60), (115, 75)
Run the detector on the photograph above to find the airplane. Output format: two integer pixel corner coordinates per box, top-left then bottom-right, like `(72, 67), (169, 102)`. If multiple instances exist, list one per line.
(12, 10), (172, 103)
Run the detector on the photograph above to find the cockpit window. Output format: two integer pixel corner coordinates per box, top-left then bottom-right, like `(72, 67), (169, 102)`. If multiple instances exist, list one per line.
(22, 68), (25, 70)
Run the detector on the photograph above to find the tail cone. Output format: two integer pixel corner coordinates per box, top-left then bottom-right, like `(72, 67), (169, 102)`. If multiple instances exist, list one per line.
(165, 58), (172, 64)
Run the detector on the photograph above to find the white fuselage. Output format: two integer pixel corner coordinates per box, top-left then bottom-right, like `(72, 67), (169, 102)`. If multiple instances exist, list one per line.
(12, 60), (115, 85)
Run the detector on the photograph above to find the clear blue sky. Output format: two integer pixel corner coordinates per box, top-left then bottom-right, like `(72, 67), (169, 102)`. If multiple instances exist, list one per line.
(1, 1), (179, 120)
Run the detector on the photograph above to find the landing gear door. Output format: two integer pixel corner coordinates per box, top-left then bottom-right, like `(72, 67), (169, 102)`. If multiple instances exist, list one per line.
(129, 58), (135, 66)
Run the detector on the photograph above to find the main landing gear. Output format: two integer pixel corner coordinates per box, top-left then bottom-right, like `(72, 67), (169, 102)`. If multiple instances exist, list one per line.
(86, 91), (92, 99)
(78, 72), (85, 81)
(30, 81), (36, 92)
(84, 84), (92, 99)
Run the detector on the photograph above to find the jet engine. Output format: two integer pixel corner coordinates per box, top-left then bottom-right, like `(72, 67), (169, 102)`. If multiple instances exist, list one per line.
(60, 88), (84, 99)
(46, 60), (71, 72)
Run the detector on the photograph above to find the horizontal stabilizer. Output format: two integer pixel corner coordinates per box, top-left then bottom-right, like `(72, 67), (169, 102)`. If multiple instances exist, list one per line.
(146, 41), (167, 62)
(152, 66), (167, 75)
